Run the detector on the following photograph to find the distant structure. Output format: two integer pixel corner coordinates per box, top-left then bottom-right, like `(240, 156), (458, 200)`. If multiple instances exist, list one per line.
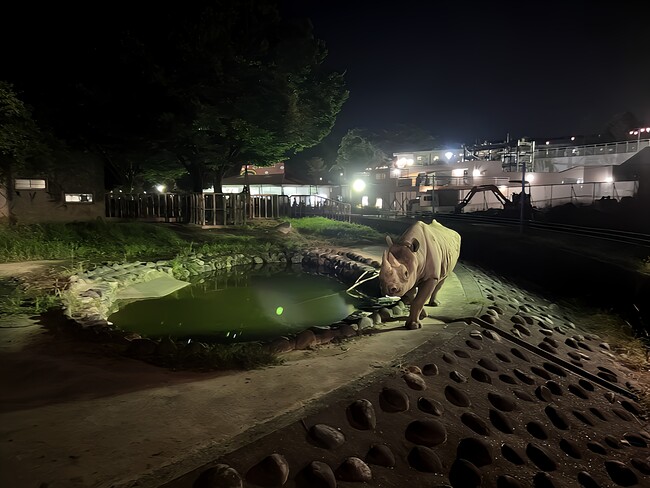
(348, 131), (650, 215)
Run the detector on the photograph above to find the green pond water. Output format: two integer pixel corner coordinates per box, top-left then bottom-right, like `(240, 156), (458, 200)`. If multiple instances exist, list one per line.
(108, 266), (363, 343)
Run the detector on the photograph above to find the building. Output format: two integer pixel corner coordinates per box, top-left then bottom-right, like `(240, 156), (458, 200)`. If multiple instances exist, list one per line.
(349, 133), (650, 215)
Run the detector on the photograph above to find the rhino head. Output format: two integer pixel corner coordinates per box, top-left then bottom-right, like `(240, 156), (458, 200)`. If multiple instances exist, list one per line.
(378, 235), (419, 297)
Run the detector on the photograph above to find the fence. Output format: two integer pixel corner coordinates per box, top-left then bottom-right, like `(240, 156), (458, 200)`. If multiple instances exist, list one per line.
(106, 192), (351, 224)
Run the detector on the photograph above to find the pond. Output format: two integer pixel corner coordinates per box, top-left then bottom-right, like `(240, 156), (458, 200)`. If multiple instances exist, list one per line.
(108, 265), (365, 343)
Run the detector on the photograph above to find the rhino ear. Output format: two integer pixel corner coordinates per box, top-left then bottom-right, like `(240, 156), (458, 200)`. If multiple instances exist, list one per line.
(385, 235), (393, 247)
(411, 238), (420, 253)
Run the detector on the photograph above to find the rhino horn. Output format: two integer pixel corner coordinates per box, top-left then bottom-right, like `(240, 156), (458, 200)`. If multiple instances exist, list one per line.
(385, 235), (393, 247)
(387, 251), (401, 268)
(381, 250), (391, 270)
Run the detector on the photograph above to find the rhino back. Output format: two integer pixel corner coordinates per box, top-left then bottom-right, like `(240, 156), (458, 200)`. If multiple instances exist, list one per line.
(400, 220), (460, 282)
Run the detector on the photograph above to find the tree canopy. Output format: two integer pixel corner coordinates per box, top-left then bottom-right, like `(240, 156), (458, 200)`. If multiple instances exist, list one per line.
(1, 1), (348, 192)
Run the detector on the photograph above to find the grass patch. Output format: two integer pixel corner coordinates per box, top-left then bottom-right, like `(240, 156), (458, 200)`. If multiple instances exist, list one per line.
(284, 217), (383, 245)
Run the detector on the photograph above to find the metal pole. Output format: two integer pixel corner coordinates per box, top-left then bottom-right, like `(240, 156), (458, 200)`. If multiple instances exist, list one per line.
(520, 143), (526, 233)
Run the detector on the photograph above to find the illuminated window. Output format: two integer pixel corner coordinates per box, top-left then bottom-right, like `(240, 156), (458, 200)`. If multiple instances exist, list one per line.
(15, 179), (46, 190)
(375, 198), (383, 208)
(361, 196), (368, 206)
(64, 193), (94, 203)
(375, 173), (386, 180)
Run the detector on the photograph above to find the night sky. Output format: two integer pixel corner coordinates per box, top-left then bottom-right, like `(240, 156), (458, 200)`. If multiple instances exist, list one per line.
(280, 0), (650, 146)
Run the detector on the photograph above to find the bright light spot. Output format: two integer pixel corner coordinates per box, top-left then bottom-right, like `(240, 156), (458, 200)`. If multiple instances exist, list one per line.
(375, 197), (383, 208)
(577, 178), (584, 184)
(319, 177), (322, 181)
(275, 306), (283, 316)
(445, 151), (454, 160)
(499, 185), (508, 192)
(630, 131), (635, 135)
(605, 177), (613, 183)
(571, 136), (575, 141)
(451, 168), (465, 177)
(361, 195), (369, 206)
(352, 179), (366, 192)
(340, 172), (344, 176)
(156, 184), (166, 192)
(472, 169), (482, 177)
(406, 158), (413, 166)
(545, 141), (550, 145)
(433, 156), (440, 161)
(527, 174), (535, 183)
(392, 168), (401, 177)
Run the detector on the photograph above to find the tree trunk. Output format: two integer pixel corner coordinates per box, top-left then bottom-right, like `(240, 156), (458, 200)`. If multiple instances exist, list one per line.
(189, 163), (204, 193)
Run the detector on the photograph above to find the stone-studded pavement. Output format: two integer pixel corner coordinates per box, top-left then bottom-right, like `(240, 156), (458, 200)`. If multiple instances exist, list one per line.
(160, 263), (650, 488)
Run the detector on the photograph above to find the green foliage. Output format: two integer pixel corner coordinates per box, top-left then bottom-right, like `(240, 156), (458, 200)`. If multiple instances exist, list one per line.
(285, 217), (383, 243)
(336, 129), (389, 173)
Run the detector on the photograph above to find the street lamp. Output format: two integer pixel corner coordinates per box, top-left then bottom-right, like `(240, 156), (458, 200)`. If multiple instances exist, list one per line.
(629, 127), (650, 150)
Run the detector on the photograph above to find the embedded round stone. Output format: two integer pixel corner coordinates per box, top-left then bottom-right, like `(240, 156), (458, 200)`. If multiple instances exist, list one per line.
(598, 371), (618, 383)
(544, 406), (570, 430)
(535, 385), (553, 402)
(245, 453), (289, 487)
(495, 352), (511, 362)
(565, 338), (579, 349)
(445, 385), (471, 407)
(589, 407), (608, 421)
(346, 399), (376, 430)
(572, 410), (595, 427)
(466, 339), (482, 350)
(527, 421), (549, 440)
(418, 397), (444, 416)
(335, 457), (372, 482)
(587, 442), (607, 455)
(300, 461), (336, 488)
(568, 384), (589, 399)
(422, 363), (439, 376)
(513, 390), (536, 402)
(511, 315), (526, 325)
(454, 349), (471, 358)
(612, 408), (635, 422)
(365, 444), (395, 467)
(533, 472), (559, 488)
(379, 387), (410, 412)
(403, 372), (427, 391)
(407, 445), (443, 473)
(577, 471), (600, 488)
(489, 409), (515, 434)
(530, 366), (552, 380)
(604, 435), (623, 449)
(405, 419), (447, 446)
(470, 330), (483, 340)
(545, 381), (563, 396)
(499, 374), (517, 385)
(497, 475), (524, 488)
(449, 459), (481, 488)
(450, 370), (468, 383)
(309, 424), (345, 449)
(631, 458), (650, 475)
(457, 437), (493, 467)
(478, 358), (499, 371)
(543, 337), (559, 348)
(605, 460), (638, 486)
(405, 364), (422, 374)
(542, 362), (566, 377)
(442, 353), (457, 364)
(461, 412), (490, 435)
(481, 314), (497, 324)
(514, 369), (536, 385)
(526, 443), (557, 471)
(488, 392), (517, 412)
(513, 323), (531, 336)
(471, 367), (492, 384)
(194, 464), (243, 488)
(510, 348), (530, 362)
(621, 400), (643, 416)
(501, 444), (526, 465)
(623, 432), (648, 447)
(559, 438), (582, 459)
(484, 329), (502, 341)
(538, 342), (556, 354)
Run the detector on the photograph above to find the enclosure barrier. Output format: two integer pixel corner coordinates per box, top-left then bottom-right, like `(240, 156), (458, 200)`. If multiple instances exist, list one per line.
(106, 192), (352, 224)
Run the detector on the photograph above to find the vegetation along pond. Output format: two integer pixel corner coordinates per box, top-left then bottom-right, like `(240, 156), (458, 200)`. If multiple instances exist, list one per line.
(108, 264), (364, 343)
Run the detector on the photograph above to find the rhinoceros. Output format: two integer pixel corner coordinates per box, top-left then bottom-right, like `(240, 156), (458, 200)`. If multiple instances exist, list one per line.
(379, 220), (461, 329)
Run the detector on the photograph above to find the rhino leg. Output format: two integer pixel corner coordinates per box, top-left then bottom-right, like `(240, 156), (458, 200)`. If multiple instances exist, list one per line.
(406, 279), (436, 329)
(427, 277), (447, 307)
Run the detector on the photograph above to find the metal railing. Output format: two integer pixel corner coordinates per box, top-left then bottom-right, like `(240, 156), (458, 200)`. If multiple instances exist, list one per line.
(534, 139), (649, 159)
(287, 194), (352, 222)
(106, 192), (352, 224)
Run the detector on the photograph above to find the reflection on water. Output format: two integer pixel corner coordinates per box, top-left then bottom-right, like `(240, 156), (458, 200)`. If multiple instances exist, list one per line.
(108, 265), (360, 343)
